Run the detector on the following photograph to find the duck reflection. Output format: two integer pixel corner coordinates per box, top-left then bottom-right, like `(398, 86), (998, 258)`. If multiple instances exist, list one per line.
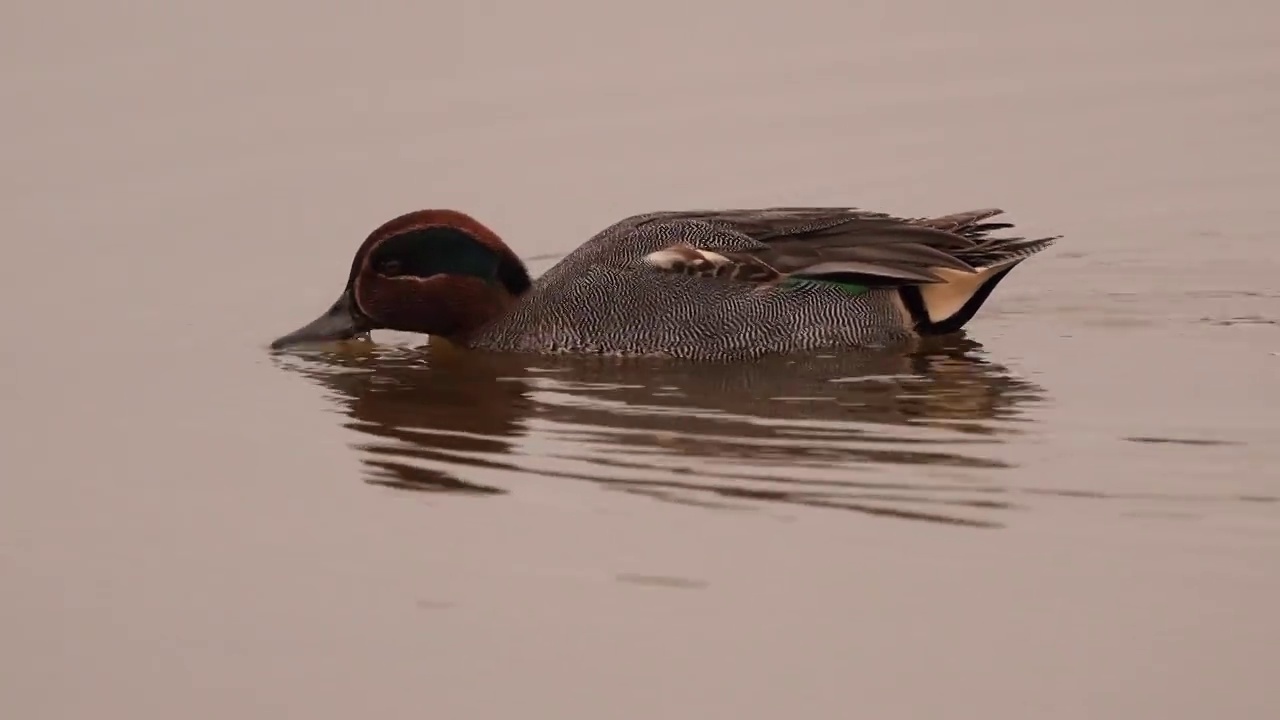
(273, 336), (1045, 528)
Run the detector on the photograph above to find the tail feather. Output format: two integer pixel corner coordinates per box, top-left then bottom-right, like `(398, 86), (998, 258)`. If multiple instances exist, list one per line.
(916, 208), (1006, 233)
(958, 236), (1059, 270)
(902, 234), (1059, 336)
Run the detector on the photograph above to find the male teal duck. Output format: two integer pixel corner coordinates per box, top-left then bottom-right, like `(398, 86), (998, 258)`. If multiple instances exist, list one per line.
(270, 206), (1059, 360)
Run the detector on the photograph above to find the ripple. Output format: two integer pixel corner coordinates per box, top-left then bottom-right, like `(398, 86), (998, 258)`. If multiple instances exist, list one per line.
(273, 336), (1053, 528)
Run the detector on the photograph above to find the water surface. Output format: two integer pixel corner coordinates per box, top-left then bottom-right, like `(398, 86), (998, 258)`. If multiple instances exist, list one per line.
(2, 1), (1278, 718)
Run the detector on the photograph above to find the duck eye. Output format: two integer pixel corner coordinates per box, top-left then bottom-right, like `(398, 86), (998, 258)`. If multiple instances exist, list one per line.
(376, 259), (403, 276)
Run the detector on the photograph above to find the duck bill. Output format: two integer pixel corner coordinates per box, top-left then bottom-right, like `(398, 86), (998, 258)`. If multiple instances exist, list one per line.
(270, 291), (368, 349)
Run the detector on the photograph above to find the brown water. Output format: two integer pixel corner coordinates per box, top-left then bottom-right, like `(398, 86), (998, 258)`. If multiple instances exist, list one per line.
(3, 1), (1279, 718)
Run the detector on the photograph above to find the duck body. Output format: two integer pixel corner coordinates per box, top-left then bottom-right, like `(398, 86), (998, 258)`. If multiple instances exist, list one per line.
(470, 207), (1056, 359)
(271, 206), (1059, 361)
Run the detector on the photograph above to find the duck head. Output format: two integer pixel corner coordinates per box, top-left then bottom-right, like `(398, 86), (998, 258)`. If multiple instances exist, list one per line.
(270, 209), (531, 350)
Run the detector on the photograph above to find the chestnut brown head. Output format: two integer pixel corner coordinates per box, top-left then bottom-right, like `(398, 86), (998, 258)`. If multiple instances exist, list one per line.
(270, 210), (531, 350)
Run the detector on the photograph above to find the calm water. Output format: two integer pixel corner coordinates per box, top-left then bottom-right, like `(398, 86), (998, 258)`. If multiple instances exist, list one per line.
(3, 1), (1279, 718)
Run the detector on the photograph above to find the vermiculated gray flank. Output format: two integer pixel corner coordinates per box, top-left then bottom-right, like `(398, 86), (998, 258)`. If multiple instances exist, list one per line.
(470, 207), (1059, 360)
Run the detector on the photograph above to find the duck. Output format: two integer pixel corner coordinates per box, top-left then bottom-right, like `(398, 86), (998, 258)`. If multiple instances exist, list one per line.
(270, 206), (1059, 360)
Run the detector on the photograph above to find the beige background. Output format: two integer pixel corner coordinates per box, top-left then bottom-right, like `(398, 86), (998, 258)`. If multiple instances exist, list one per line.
(2, 1), (1278, 718)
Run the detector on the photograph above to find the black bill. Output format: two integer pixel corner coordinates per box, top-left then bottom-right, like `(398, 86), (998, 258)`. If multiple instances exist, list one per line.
(270, 292), (368, 350)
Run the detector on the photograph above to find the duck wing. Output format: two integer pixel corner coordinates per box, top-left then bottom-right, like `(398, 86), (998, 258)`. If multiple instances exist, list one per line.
(637, 207), (1057, 288)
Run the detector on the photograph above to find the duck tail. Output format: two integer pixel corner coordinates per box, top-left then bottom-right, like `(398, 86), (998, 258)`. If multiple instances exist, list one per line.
(899, 234), (1059, 336)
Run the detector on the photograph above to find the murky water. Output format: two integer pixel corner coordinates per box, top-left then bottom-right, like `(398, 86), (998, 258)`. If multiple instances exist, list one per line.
(3, 1), (1278, 718)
